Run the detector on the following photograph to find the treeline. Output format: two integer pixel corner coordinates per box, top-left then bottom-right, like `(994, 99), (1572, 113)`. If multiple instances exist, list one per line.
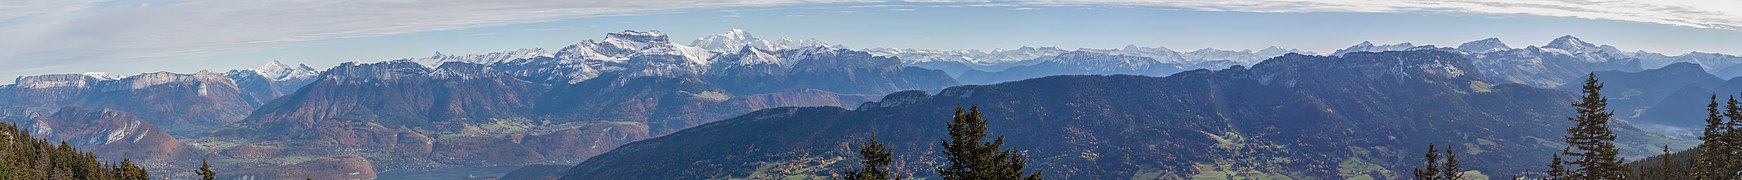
(0, 122), (150, 179)
(1416, 73), (1742, 179)
(1626, 87), (1742, 178)
(838, 106), (1043, 180)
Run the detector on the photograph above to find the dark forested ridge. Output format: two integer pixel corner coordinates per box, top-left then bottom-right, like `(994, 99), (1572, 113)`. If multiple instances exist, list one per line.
(0, 122), (151, 179)
(554, 50), (1688, 179)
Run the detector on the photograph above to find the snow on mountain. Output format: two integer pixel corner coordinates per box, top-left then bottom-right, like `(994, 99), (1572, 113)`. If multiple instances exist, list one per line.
(107, 71), (230, 91)
(491, 30), (724, 83)
(691, 28), (839, 53)
(1183, 46), (1313, 65)
(1077, 46), (1184, 63)
(692, 28), (759, 53)
(878, 45), (1308, 67)
(571, 30), (715, 63)
(1544, 35), (1599, 54)
(1457, 38), (1511, 54)
(81, 72), (121, 80)
(1332, 41), (1425, 56)
(322, 60), (433, 82)
(13, 74), (103, 89)
(866, 46), (1069, 64)
(11, 70), (235, 92)
(247, 60), (321, 82)
(715, 46), (789, 66)
(411, 48), (552, 68)
(762, 37), (837, 51)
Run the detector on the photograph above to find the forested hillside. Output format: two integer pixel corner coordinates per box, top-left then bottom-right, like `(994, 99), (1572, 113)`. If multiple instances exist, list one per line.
(0, 122), (151, 179)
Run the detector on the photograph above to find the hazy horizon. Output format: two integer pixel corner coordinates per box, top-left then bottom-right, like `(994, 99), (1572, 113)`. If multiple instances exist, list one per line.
(2, 1), (1739, 83)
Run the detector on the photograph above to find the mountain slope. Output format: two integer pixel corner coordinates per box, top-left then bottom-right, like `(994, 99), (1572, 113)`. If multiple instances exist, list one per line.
(0, 71), (264, 133)
(560, 50), (1687, 179)
(956, 51), (1190, 84)
(214, 29), (946, 171)
(7, 107), (192, 161)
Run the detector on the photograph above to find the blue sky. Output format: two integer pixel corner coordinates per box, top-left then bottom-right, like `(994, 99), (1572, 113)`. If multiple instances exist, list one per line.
(1, 1), (1740, 83)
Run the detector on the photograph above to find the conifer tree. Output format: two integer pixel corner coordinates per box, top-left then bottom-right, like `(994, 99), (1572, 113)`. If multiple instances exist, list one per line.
(0, 122), (148, 179)
(1725, 94), (1742, 178)
(937, 105), (1041, 180)
(1561, 73), (1626, 179)
(841, 135), (894, 180)
(1658, 145), (1672, 179)
(1441, 146), (1463, 180)
(1412, 144), (1440, 180)
(197, 159), (217, 180)
(1695, 95), (1727, 179)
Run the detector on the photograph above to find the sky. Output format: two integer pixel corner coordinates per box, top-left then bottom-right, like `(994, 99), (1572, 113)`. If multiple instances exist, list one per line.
(1, 0), (1740, 83)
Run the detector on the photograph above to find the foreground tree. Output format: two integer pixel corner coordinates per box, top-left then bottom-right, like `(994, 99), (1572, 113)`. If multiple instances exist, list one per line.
(1694, 95), (1727, 179)
(937, 106), (1041, 180)
(1412, 144), (1440, 180)
(1723, 95), (1742, 178)
(1546, 153), (1566, 180)
(1561, 73), (1627, 179)
(1441, 147), (1463, 180)
(197, 159), (217, 180)
(841, 135), (895, 180)
(1412, 144), (1464, 180)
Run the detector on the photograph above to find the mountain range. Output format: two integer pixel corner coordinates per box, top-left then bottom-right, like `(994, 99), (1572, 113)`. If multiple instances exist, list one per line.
(0, 29), (1738, 179)
(556, 50), (1690, 179)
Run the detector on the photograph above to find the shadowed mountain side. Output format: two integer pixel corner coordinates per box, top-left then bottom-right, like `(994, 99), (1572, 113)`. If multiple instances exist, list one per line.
(558, 51), (1688, 179)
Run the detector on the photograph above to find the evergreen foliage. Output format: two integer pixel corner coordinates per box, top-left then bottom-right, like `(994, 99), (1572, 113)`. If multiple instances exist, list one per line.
(1725, 95), (1742, 178)
(1694, 95), (1728, 179)
(0, 122), (150, 179)
(1412, 144), (1440, 180)
(1657, 145), (1672, 179)
(1547, 153), (1566, 180)
(840, 135), (895, 180)
(937, 105), (1041, 180)
(1411, 144), (1463, 180)
(1441, 147), (1463, 180)
(1560, 73), (1627, 179)
(197, 159), (216, 180)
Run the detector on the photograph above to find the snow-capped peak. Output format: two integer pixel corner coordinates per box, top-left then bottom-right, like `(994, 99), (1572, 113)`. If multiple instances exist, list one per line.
(1457, 38), (1512, 54)
(1545, 35), (1599, 53)
(603, 30), (671, 50)
(721, 46), (788, 65)
(249, 60), (320, 82)
(411, 48), (552, 68)
(555, 30), (715, 63)
(1332, 41), (1419, 56)
(693, 28), (759, 52)
(692, 29), (837, 53)
(14, 74), (100, 89)
(81, 72), (120, 80)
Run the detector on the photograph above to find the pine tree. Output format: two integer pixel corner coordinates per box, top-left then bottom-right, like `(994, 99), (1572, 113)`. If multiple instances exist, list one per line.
(1562, 73), (1627, 179)
(1725, 94), (1742, 178)
(841, 135), (894, 180)
(1695, 94), (1727, 179)
(0, 122), (147, 179)
(1441, 146), (1463, 180)
(197, 159), (217, 180)
(937, 105), (1041, 180)
(1659, 145), (1673, 179)
(1412, 144), (1440, 180)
